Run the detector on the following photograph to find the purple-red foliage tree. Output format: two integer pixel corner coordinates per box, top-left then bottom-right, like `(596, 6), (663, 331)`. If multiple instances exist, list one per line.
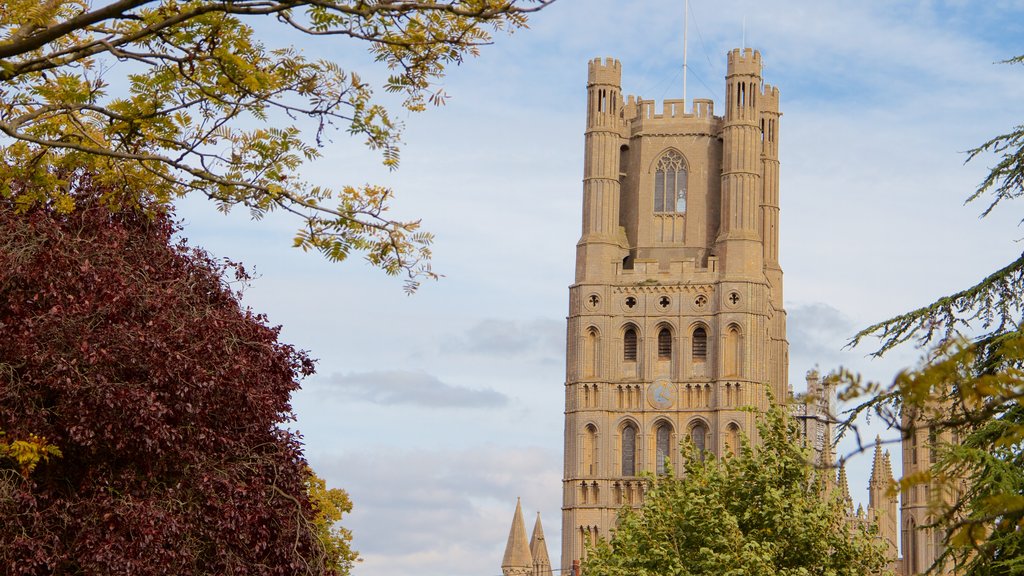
(0, 179), (332, 575)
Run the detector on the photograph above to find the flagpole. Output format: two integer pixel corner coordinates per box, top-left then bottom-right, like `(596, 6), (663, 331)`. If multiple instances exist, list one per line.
(683, 0), (689, 110)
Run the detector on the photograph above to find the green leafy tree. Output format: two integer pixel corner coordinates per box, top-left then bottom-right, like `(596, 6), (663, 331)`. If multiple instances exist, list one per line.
(307, 469), (360, 576)
(840, 55), (1024, 575)
(0, 0), (552, 291)
(583, 407), (890, 576)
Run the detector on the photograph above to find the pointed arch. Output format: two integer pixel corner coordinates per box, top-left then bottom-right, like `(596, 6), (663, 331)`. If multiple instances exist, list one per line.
(653, 149), (688, 213)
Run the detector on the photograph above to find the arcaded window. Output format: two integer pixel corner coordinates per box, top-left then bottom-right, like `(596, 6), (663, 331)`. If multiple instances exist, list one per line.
(621, 424), (637, 476)
(655, 423), (672, 475)
(691, 422), (707, 455)
(623, 327), (637, 361)
(692, 327), (707, 361)
(654, 150), (687, 213)
(657, 328), (672, 360)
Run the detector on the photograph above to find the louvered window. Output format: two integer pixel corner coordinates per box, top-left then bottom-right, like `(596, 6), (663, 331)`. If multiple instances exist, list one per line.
(692, 327), (707, 360)
(623, 328), (637, 361)
(657, 328), (672, 360)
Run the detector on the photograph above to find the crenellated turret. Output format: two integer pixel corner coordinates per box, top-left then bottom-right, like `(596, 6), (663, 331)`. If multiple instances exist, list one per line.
(760, 83), (782, 306)
(577, 58), (628, 283)
(717, 48), (764, 278)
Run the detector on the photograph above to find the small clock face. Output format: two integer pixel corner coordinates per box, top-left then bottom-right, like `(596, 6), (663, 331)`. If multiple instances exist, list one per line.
(647, 379), (674, 409)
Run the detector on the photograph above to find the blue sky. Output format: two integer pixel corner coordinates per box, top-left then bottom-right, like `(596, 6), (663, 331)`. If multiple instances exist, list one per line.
(174, 1), (1024, 575)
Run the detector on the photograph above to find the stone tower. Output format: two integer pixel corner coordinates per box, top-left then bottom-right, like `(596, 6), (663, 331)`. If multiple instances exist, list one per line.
(561, 48), (788, 572)
(901, 410), (959, 575)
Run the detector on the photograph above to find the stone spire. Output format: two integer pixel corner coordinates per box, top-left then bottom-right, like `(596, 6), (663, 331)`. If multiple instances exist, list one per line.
(867, 437), (899, 566)
(837, 459), (852, 510)
(868, 436), (887, 489)
(502, 498), (533, 576)
(530, 512), (553, 576)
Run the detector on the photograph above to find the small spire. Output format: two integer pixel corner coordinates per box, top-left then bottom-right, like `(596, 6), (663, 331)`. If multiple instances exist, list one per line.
(837, 459), (852, 509)
(882, 450), (895, 482)
(869, 436), (886, 487)
(501, 498), (533, 575)
(530, 512), (553, 576)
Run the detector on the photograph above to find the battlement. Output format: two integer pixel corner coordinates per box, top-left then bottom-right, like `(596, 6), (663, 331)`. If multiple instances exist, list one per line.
(626, 96), (721, 135)
(726, 47), (762, 77)
(588, 57), (622, 87)
(760, 84), (780, 112)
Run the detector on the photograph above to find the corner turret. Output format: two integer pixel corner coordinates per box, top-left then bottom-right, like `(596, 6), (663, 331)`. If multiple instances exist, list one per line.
(577, 58), (628, 282)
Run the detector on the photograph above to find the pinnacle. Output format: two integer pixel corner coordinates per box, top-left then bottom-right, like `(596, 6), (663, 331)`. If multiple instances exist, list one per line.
(869, 436), (886, 486)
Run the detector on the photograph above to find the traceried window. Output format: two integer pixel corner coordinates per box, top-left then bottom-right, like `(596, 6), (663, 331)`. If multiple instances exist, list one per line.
(623, 327), (638, 361)
(654, 150), (688, 213)
(621, 424), (637, 476)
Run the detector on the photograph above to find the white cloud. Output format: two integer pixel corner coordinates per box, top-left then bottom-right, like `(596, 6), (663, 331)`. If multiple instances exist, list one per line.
(319, 370), (509, 408)
(312, 446), (562, 576)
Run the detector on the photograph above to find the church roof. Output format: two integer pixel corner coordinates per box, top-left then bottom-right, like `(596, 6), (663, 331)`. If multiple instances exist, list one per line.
(502, 498), (533, 571)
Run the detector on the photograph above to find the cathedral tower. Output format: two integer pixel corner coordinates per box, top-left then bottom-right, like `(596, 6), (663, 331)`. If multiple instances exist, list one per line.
(561, 48), (789, 572)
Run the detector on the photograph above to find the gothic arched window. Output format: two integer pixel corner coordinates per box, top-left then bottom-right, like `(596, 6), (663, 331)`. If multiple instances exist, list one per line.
(654, 150), (687, 213)
(623, 327), (637, 361)
(621, 424), (637, 476)
(655, 422), (672, 475)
